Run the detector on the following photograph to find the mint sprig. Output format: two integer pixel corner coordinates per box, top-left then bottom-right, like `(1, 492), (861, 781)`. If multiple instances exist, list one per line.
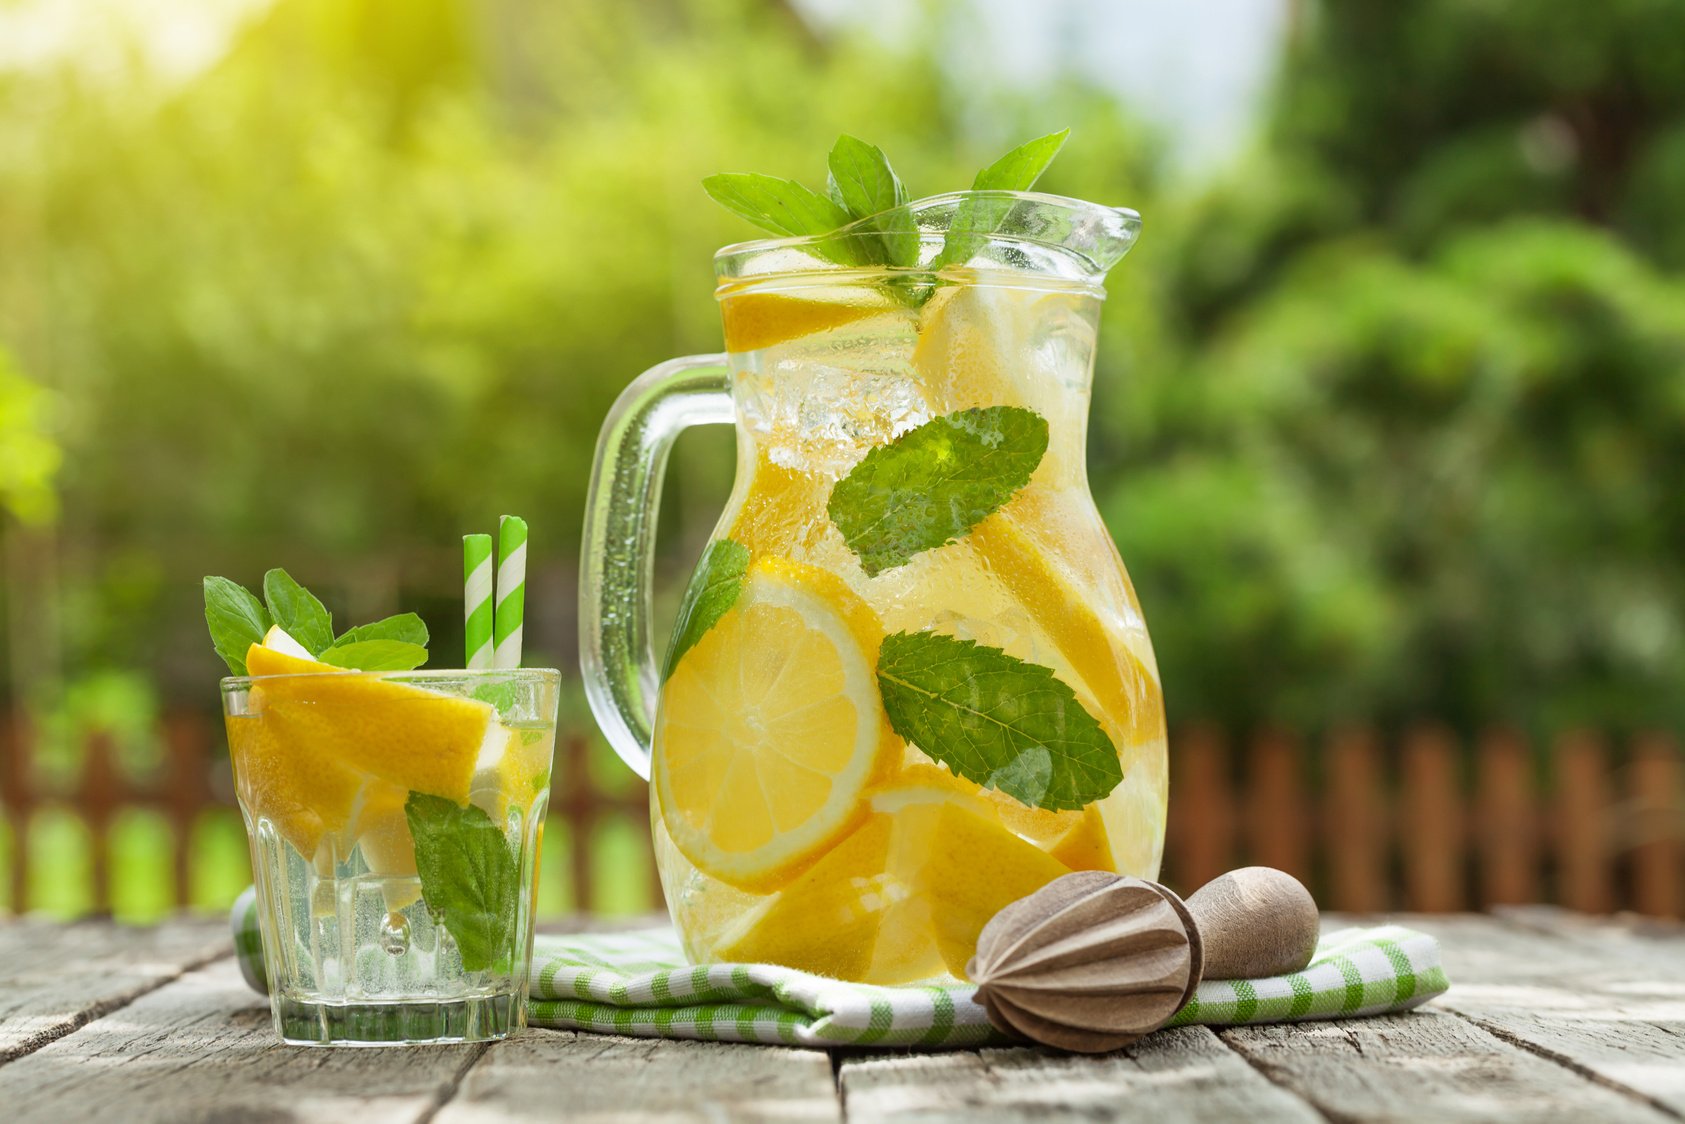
(702, 129), (1072, 283)
(827, 406), (1049, 576)
(663, 538), (751, 680)
(827, 135), (907, 220)
(973, 128), (1071, 193)
(404, 792), (519, 973)
(876, 631), (1122, 811)
(203, 573), (431, 673)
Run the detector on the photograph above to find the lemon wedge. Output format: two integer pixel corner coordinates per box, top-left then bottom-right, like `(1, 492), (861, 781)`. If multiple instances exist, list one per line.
(727, 451), (829, 556)
(260, 624), (315, 660)
(245, 642), (500, 805)
(224, 706), (358, 860)
(712, 814), (894, 980)
(233, 634), (521, 889)
(654, 555), (895, 890)
(970, 509), (1158, 742)
(898, 798), (1072, 977)
(707, 782), (1074, 983)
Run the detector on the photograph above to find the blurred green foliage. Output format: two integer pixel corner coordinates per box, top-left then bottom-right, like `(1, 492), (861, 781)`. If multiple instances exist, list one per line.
(0, 349), (59, 524)
(0, 0), (1681, 742)
(1104, 1), (1685, 730)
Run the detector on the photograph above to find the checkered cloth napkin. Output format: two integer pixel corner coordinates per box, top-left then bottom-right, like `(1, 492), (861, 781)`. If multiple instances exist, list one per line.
(231, 889), (1448, 1049)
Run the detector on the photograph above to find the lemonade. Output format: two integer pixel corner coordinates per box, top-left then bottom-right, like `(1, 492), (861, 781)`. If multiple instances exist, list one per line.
(580, 134), (1166, 986)
(647, 272), (1167, 983)
(209, 566), (560, 1045)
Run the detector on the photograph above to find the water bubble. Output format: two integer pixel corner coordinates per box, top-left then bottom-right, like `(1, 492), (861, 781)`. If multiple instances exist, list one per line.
(380, 911), (411, 955)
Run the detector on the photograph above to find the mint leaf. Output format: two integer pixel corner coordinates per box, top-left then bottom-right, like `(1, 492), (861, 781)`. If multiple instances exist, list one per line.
(703, 173), (864, 267)
(663, 538), (751, 679)
(323, 613), (430, 670)
(827, 134), (907, 216)
(972, 128), (1071, 192)
(405, 793), (518, 973)
(932, 129), (1071, 273)
(332, 612), (429, 649)
(703, 173), (855, 240)
(204, 576), (271, 675)
(828, 407), (1048, 576)
(826, 135), (918, 268)
(876, 631), (1121, 811)
(472, 679), (521, 712)
(317, 640), (428, 671)
(262, 568), (333, 655)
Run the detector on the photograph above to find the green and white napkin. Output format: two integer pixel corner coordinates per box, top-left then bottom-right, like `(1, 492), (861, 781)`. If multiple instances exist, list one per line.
(231, 889), (1448, 1049)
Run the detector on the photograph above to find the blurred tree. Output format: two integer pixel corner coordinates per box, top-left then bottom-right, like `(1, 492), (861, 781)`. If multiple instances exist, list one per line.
(5, 0), (1679, 737)
(1102, 0), (1685, 731)
(0, 0), (1160, 702)
(1275, 1), (1685, 240)
(1112, 224), (1685, 729)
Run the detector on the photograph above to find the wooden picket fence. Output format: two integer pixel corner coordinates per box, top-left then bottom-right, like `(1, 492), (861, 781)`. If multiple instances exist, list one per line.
(1167, 725), (1681, 916)
(1, 714), (1680, 917)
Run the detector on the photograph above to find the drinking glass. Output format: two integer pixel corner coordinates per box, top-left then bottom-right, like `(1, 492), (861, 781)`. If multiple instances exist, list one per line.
(222, 668), (560, 1045)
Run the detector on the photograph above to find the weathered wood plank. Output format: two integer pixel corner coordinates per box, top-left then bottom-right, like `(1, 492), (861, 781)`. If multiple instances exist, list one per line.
(837, 1027), (1321, 1123)
(0, 958), (481, 1124)
(435, 1030), (841, 1123)
(1221, 1007), (1678, 1123)
(1404, 910), (1685, 1116)
(0, 917), (229, 1063)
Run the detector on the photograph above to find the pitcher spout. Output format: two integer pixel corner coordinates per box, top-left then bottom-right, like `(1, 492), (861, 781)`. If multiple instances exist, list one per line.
(903, 190), (1142, 279)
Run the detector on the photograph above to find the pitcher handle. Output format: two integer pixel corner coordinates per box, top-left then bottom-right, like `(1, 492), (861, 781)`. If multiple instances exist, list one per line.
(579, 354), (733, 780)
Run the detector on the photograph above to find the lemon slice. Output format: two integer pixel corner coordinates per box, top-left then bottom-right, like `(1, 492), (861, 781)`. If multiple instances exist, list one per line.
(721, 289), (893, 353)
(911, 284), (1026, 414)
(703, 781), (1077, 983)
(654, 555), (895, 890)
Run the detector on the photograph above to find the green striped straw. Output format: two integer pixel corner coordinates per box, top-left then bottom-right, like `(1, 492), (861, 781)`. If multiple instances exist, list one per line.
(463, 533), (495, 669)
(493, 514), (527, 669)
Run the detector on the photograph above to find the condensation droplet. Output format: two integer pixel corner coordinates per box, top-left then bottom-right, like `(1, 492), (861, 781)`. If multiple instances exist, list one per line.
(380, 911), (411, 955)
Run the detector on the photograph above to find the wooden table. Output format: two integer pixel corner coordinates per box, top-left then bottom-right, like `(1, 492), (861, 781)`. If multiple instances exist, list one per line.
(1, 909), (1681, 1122)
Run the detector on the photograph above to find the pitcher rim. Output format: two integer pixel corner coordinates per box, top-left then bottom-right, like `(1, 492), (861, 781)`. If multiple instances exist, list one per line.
(713, 190), (1142, 287)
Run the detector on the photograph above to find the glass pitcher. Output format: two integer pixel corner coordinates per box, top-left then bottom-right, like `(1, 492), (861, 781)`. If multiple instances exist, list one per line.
(581, 191), (1167, 984)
